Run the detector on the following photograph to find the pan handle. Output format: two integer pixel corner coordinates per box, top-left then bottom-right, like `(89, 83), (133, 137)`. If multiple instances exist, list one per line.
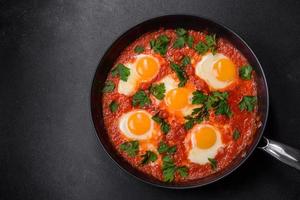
(258, 137), (300, 170)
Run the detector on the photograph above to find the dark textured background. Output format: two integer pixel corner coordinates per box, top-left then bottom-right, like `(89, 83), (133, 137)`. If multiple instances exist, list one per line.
(1, 0), (300, 199)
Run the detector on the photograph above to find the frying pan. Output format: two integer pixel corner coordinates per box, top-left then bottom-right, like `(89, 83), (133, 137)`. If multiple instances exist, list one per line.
(90, 15), (300, 188)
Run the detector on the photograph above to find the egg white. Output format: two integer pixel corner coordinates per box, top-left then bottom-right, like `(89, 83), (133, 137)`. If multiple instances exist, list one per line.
(195, 53), (235, 90)
(118, 110), (154, 140)
(188, 124), (224, 164)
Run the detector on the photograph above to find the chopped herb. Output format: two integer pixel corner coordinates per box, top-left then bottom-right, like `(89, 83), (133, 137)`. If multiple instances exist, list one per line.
(206, 92), (232, 117)
(181, 56), (191, 67)
(109, 101), (118, 112)
(132, 90), (151, 107)
(120, 141), (139, 157)
(157, 141), (177, 154)
(134, 45), (144, 54)
(186, 35), (194, 48)
(140, 151), (158, 165)
(102, 81), (115, 93)
(170, 62), (188, 87)
(239, 65), (253, 80)
(192, 90), (208, 104)
(184, 106), (209, 130)
(111, 64), (130, 81)
(152, 113), (170, 134)
(176, 166), (188, 177)
(150, 83), (166, 100)
(195, 34), (217, 55)
(162, 155), (176, 182)
(150, 35), (170, 56)
(208, 158), (217, 170)
(176, 28), (187, 36)
(173, 28), (194, 49)
(239, 96), (257, 112)
(195, 41), (208, 54)
(173, 37), (185, 48)
(233, 129), (240, 141)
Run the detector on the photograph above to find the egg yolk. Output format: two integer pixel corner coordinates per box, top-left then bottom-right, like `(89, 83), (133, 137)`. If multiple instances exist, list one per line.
(136, 56), (159, 82)
(213, 58), (236, 82)
(128, 112), (151, 135)
(165, 88), (189, 110)
(195, 126), (217, 149)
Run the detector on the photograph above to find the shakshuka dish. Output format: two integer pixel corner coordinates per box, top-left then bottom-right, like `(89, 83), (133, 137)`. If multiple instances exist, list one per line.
(101, 28), (259, 183)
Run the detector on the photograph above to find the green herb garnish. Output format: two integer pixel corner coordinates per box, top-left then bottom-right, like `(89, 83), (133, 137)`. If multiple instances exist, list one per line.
(120, 141), (139, 157)
(150, 83), (166, 100)
(134, 45), (144, 54)
(157, 141), (177, 154)
(140, 151), (158, 165)
(208, 158), (217, 170)
(102, 81), (115, 93)
(192, 90), (208, 104)
(239, 96), (257, 112)
(150, 35), (170, 56)
(181, 56), (191, 67)
(173, 28), (194, 49)
(111, 64), (130, 81)
(239, 65), (253, 80)
(152, 113), (170, 134)
(170, 62), (188, 87)
(132, 90), (151, 107)
(109, 101), (118, 112)
(233, 129), (240, 141)
(176, 166), (188, 177)
(195, 34), (217, 55)
(206, 92), (232, 117)
(184, 106), (209, 130)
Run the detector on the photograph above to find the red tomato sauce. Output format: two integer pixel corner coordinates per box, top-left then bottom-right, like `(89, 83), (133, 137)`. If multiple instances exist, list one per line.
(102, 29), (260, 182)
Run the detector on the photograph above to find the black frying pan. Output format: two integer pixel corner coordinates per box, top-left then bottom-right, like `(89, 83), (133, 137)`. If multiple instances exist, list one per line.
(90, 15), (300, 189)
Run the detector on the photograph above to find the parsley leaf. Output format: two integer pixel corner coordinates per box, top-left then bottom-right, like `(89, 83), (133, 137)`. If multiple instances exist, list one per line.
(109, 101), (118, 112)
(239, 96), (257, 112)
(176, 28), (187, 36)
(111, 64), (130, 81)
(233, 129), (240, 141)
(120, 141), (139, 157)
(152, 113), (170, 134)
(132, 90), (151, 107)
(176, 166), (188, 177)
(173, 28), (194, 49)
(150, 83), (166, 100)
(239, 65), (253, 80)
(140, 151), (158, 165)
(181, 56), (191, 67)
(192, 90), (208, 104)
(162, 155), (176, 182)
(195, 34), (217, 55)
(184, 106), (209, 130)
(158, 141), (177, 154)
(134, 45), (144, 54)
(186, 35), (194, 48)
(208, 158), (217, 170)
(150, 35), (170, 56)
(170, 62), (188, 87)
(102, 81), (115, 93)
(206, 92), (232, 117)
(173, 37), (185, 49)
(195, 41), (208, 54)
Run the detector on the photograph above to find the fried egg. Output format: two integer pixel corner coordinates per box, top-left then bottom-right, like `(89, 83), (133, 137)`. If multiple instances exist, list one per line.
(185, 124), (224, 164)
(118, 54), (161, 96)
(154, 75), (201, 120)
(195, 53), (237, 90)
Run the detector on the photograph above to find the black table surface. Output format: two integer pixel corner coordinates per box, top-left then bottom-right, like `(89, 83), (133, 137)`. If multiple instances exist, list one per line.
(1, 0), (300, 199)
